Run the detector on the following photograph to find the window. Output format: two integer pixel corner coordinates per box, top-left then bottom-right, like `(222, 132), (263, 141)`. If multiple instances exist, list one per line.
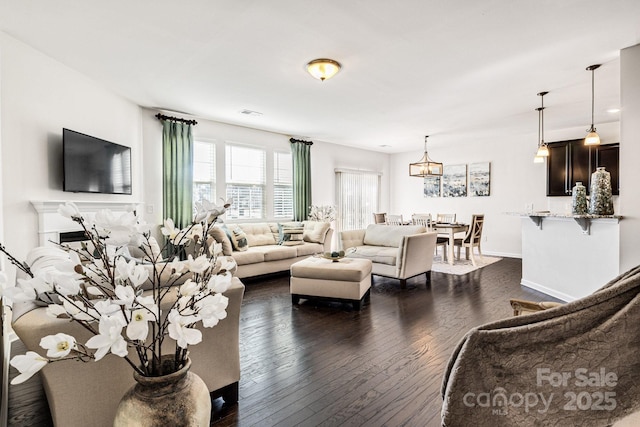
(273, 151), (293, 218)
(225, 144), (266, 219)
(193, 141), (216, 207)
(335, 169), (380, 231)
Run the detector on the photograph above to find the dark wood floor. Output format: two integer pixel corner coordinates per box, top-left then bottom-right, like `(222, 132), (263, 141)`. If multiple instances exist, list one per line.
(7, 258), (559, 427)
(209, 258), (557, 427)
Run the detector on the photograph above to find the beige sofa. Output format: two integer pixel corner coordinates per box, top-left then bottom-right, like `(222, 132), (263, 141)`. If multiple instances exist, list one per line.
(11, 276), (245, 427)
(216, 221), (333, 279)
(339, 224), (437, 287)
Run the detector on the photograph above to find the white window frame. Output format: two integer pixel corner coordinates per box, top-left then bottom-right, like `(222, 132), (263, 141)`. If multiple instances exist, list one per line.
(225, 143), (266, 220)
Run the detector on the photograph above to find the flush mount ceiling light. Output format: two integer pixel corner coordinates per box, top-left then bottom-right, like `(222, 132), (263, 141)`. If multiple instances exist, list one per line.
(534, 91), (549, 162)
(585, 64), (602, 146)
(306, 58), (341, 81)
(409, 135), (443, 177)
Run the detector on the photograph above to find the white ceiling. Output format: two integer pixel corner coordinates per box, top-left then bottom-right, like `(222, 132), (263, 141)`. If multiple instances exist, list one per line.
(1, 0), (639, 153)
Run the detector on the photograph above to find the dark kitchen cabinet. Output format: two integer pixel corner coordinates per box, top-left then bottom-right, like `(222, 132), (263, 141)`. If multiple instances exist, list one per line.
(546, 139), (619, 196)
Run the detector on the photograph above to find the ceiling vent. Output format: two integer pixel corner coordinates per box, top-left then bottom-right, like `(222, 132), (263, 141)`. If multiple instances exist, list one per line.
(240, 109), (263, 116)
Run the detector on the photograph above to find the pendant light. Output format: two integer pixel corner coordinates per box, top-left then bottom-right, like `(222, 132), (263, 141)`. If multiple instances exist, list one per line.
(409, 135), (443, 177)
(584, 64), (601, 146)
(534, 91), (549, 161)
(534, 103), (544, 163)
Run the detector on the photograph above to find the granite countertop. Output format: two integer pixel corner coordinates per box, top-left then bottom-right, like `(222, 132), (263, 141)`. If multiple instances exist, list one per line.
(507, 212), (623, 219)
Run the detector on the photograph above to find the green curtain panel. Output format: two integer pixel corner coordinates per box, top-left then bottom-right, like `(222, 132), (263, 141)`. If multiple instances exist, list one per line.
(290, 139), (312, 221)
(162, 119), (194, 229)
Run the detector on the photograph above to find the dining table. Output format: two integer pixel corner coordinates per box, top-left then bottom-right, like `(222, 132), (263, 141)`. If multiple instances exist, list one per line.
(432, 222), (469, 265)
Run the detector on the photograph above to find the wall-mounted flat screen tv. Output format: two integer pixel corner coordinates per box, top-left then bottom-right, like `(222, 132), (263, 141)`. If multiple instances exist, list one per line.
(63, 128), (132, 194)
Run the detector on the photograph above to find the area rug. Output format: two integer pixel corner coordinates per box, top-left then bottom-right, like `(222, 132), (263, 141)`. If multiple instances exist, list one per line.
(430, 255), (502, 275)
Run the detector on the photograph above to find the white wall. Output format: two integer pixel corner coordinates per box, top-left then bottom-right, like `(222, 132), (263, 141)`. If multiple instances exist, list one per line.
(390, 122), (620, 258)
(0, 33), (143, 268)
(141, 108), (390, 243)
(619, 43), (640, 272)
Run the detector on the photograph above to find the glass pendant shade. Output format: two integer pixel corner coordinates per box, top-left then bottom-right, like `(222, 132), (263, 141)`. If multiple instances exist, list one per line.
(409, 136), (443, 177)
(584, 64), (601, 146)
(306, 59), (341, 81)
(585, 128), (601, 146)
(533, 155), (544, 164)
(536, 144), (549, 157)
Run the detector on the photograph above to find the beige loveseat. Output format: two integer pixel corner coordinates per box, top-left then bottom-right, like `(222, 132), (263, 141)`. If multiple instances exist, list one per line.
(11, 273), (244, 427)
(339, 224), (437, 287)
(214, 221), (333, 279)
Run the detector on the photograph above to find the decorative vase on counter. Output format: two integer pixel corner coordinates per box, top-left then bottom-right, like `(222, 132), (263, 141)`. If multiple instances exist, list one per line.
(571, 182), (588, 215)
(113, 357), (211, 427)
(588, 167), (614, 215)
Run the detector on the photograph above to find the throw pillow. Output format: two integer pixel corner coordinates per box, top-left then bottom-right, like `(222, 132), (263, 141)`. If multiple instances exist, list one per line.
(210, 226), (233, 256)
(302, 221), (331, 244)
(278, 223), (305, 245)
(229, 225), (249, 252)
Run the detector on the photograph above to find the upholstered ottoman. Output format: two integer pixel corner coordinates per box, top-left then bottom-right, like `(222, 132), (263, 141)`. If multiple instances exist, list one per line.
(290, 257), (373, 310)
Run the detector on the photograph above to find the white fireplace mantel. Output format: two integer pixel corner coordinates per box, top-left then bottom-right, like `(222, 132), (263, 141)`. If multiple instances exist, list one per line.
(31, 200), (141, 246)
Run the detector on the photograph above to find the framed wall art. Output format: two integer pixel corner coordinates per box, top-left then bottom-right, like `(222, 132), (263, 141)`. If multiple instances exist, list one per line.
(442, 164), (467, 197)
(423, 176), (441, 197)
(469, 162), (491, 196)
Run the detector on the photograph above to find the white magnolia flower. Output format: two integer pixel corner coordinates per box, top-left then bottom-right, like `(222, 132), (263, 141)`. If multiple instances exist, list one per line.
(54, 251), (84, 276)
(115, 259), (149, 288)
(196, 294), (229, 328)
(178, 279), (200, 298)
(126, 301), (159, 341)
(185, 254), (210, 274)
(85, 316), (128, 361)
(160, 218), (179, 240)
(15, 276), (53, 300)
(218, 256), (237, 273)
(207, 271), (232, 294)
(209, 242), (222, 257)
(40, 333), (76, 358)
(93, 300), (122, 318)
(93, 210), (141, 246)
(57, 201), (82, 220)
(168, 257), (186, 276)
(10, 351), (49, 385)
(167, 309), (202, 349)
(53, 274), (82, 296)
(114, 284), (135, 307)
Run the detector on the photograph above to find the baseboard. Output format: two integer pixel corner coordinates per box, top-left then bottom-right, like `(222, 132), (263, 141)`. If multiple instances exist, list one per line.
(483, 250), (521, 259)
(521, 279), (573, 302)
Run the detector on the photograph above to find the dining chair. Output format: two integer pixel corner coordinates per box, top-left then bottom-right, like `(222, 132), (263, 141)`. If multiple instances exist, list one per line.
(453, 214), (484, 266)
(436, 213), (456, 224)
(411, 213), (432, 229)
(386, 214), (404, 225)
(372, 212), (387, 224)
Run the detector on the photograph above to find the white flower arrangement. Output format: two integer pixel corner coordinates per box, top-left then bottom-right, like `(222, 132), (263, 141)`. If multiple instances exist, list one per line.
(0, 198), (234, 384)
(307, 205), (336, 222)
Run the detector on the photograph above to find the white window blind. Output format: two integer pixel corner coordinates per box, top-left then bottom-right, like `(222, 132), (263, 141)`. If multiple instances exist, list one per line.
(225, 144), (266, 219)
(273, 151), (293, 218)
(335, 170), (380, 231)
(193, 141), (216, 208)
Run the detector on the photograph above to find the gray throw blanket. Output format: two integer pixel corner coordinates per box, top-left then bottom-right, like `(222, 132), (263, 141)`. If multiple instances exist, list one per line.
(441, 265), (640, 426)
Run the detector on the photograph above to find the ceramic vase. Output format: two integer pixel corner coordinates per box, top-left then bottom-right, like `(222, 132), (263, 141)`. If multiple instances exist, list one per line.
(571, 181), (588, 215)
(113, 357), (211, 427)
(588, 167), (614, 215)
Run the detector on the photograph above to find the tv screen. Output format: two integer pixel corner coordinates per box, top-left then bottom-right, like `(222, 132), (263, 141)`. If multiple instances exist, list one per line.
(63, 128), (132, 195)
